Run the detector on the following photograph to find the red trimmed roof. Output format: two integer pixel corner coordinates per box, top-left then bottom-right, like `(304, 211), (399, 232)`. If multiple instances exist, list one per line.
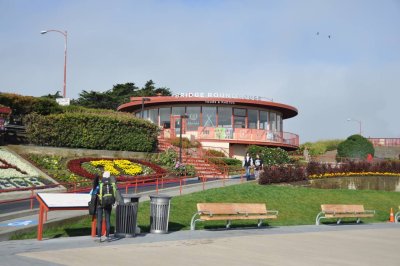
(118, 96), (298, 119)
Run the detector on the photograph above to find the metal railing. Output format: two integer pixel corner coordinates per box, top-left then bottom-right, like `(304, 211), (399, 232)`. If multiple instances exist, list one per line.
(0, 173), (234, 213)
(197, 127), (299, 147)
(368, 138), (400, 147)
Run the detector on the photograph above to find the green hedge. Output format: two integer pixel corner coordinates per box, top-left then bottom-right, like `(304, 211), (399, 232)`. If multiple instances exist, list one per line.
(247, 145), (291, 166)
(24, 112), (159, 152)
(337, 134), (374, 160)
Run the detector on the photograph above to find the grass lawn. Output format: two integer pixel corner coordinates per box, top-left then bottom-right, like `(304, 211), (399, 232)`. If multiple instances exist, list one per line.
(11, 183), (400, 240)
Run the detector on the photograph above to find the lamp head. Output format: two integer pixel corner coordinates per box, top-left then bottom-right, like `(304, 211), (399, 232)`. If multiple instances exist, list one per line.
(346, 118), (351, 122)
(40, 31), (48, 34)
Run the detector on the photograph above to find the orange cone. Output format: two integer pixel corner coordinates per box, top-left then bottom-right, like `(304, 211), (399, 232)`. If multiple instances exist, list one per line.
(389, 208), (395, 223)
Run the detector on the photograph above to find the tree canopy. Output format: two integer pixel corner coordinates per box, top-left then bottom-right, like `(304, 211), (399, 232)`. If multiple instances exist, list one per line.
(72, 80), (172, 110)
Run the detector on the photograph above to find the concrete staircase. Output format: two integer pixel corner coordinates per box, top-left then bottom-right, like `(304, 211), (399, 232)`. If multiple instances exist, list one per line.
(157, 138), (225, 178)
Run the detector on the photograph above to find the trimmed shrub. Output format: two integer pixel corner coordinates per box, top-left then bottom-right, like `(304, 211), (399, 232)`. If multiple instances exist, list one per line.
(259, 165), (307, 184)
(0, 93), (63, 116)
(205, 149), (226, 158)
(336, 135), (374, 161)
(247, 145), (291, 166)
(24, 112), (159, 152)
(170, 137), (200, 148)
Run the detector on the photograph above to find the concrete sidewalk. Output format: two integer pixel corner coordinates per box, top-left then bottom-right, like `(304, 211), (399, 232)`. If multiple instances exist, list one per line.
(1, 223), (399, 266)
(0, 177), (244, 241)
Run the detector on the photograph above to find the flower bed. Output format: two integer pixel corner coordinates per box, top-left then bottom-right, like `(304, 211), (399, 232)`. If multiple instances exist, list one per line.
(0, 148), (45, 190)
(259, 160), (400, 184)
(67, 157), (167, 182)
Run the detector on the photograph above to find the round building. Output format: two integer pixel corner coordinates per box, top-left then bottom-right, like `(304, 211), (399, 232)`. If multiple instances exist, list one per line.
(118, 94), (299, 159)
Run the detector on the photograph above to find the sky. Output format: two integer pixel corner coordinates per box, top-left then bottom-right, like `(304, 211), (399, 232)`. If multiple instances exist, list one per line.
(1, 0), (399, 143)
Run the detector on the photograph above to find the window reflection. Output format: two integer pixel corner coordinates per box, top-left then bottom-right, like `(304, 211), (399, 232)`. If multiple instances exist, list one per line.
(160, 107), (171, 128)
(202, 106), (217, 127)
(248, 109), (258, 129)
(270, 112), (277, 131)
(187, 107), (200, 131)
(259, 111), (268, 130)
(218, 107), (232, 128)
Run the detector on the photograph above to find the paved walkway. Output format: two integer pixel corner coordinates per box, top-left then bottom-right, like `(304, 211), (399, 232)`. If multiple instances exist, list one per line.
(1, 223), (399, 266)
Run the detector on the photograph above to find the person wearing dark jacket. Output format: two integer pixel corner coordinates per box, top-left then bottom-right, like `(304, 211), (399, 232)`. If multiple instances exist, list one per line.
(243, 152), (253, 181)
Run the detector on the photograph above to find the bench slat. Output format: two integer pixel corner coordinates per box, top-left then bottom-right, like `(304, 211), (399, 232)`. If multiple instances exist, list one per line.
(200, 215), (277, 221)
(197, 203), (267, 215)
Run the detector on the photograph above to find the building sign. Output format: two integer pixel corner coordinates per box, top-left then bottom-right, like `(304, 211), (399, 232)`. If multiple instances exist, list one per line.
(205, 100), (235, 105)
(173, 92), (266, 101)
(56, 98), (70, 106)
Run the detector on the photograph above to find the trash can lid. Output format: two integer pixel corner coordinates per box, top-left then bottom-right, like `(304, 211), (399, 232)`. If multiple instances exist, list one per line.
(149, 194), (172, 199)
(121, 194), (141, 198)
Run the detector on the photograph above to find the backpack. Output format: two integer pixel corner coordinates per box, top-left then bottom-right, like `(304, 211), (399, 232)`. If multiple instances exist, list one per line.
(99, 178), (115, 207)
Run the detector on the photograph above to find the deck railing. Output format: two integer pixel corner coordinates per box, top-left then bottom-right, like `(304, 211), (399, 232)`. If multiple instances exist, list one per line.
(197, 127), (299, 147)
(368, 138), (400, 147)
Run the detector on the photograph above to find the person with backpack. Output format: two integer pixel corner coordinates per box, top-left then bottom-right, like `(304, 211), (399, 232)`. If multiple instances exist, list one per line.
(242, 152), (253, 181)
(254, 154), (264, 180)
(95, 171), (117, 242)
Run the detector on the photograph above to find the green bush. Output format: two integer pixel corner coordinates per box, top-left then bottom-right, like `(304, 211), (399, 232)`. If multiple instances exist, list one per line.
(170, 137), (200, 148)
(24, 112), (159, 152)
(205, 149), (226, 157)
(336, 135), (375, 160)
(151, 148), (196, 176)
(152, 148), (177, 168)
(0, 93), (63, 116)
(247, 145), (291, 166)
(208, 157), (242, 166)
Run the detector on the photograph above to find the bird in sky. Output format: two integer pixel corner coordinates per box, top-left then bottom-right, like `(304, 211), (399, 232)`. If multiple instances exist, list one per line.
(316, 32), (332, 39)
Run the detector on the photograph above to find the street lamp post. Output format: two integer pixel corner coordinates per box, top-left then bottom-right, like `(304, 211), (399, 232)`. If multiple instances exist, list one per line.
(141, 98), (151, 119)
(347, 118), (362, 135)
(179, 114), (189, 164)
(41, 29), (68, 98)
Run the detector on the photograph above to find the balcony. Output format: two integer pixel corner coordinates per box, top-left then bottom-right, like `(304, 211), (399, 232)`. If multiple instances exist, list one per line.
(195, 127), (299, 149)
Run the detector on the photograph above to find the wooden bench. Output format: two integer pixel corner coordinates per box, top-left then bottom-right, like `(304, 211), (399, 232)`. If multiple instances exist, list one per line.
(316, 204), (375, 225)
(190, 203), (278, 230)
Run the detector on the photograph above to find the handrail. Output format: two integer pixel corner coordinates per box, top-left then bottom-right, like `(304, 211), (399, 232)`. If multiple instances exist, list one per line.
(368, 138), (400, 147)
(196, 127), (299, 147)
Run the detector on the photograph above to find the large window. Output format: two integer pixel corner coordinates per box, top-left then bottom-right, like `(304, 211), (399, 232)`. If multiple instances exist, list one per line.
(233, 108), (246, 128)
(172, 106), (185, 116)
(270, 112), (277, 131)
(186, 106), (200, 131)
(148, 109), (158, 124)
(259, 111), (269, 130)
(202, 106), (217, 127)
(159, 107), (171, 128)
(218, 107), (232, 128)
(247, 109), (258, 129)
(277, 113), (282, 132)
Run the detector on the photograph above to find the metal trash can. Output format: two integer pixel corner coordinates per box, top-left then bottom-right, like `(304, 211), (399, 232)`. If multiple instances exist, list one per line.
(115, 194), (140, 238)
(150, 194), (172, 234)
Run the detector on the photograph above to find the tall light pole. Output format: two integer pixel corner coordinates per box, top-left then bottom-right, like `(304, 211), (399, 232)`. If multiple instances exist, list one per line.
(179, 114), (189, 163)
(347, 118), (362, 135)
(141, 98), (151, 119)
(41, 29), (68, 98)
